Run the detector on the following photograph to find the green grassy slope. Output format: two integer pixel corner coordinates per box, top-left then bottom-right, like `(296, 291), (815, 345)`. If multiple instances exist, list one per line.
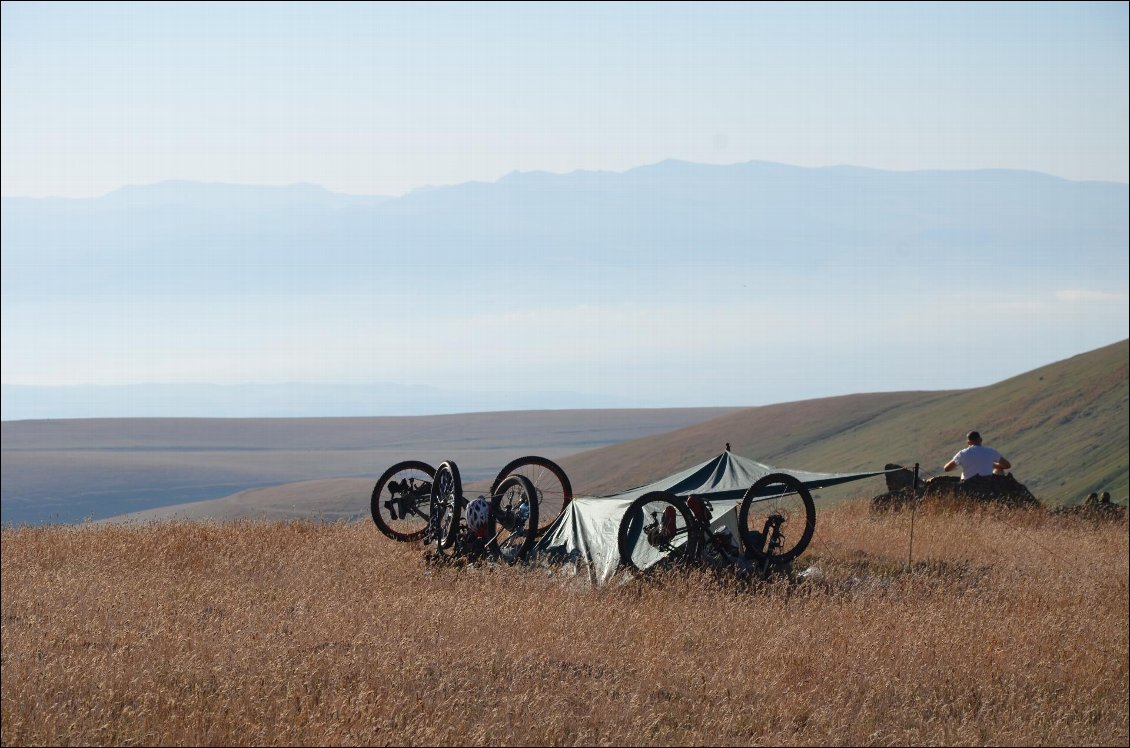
(559, 339), (1129, 506)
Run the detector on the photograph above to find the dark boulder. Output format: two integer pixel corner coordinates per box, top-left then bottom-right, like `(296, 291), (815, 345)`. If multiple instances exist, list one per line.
(935, 473), (1041, 508)
(870, 463), (923, 512)
(872, 466), (1041, 511)
(1052, 491), (1127, 521)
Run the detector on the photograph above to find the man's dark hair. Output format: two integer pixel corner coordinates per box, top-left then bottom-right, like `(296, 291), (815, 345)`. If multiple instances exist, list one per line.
(967, 431), (982, 443)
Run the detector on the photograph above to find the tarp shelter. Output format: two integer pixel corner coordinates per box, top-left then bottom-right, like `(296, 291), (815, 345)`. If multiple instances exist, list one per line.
(532, 451), (892, 584)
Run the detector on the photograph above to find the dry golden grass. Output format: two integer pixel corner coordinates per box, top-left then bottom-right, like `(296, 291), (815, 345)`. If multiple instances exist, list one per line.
(3, 501), (1127, 746)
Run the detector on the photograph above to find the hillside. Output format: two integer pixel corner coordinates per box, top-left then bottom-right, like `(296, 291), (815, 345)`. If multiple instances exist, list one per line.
(108, 339), (1129, 524)
(557, 339), (1129, 505)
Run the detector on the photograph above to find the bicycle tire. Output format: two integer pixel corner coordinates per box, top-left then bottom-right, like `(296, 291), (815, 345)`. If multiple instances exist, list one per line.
(489, 474), (540, 563)
(370, 460), (436, 542)
(737, 473), (816, 564)
(616, 491), (697, 573)
(430, 460), (464, 557)
(490, 455), (573, 536)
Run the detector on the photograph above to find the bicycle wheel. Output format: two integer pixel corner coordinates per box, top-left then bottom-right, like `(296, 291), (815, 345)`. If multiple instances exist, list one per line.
(737, 473), (816, 564)
(370, 460), (436, 542)
(430, 460), (464, 557)
(488, 474), (540, 563)
(616, 491), (697, 573)
(490, 456), (573, 535)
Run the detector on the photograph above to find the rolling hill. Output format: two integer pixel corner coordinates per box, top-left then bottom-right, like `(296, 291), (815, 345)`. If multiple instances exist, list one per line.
(105, 338), (1128, 524)
(0, 408), (738, 525)
(556, 339), (1128, 504)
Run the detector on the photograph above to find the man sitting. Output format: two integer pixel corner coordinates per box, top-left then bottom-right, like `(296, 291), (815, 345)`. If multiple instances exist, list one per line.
(944, 430), (1011, 479)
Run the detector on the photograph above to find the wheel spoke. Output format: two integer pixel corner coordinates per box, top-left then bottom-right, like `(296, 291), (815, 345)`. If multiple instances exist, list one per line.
(738, 474), (816, 564)
(491, 456), (572, 535)
(489, 475), (539, 562)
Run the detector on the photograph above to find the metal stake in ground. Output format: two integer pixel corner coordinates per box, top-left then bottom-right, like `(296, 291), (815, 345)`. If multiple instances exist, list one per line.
(908, 462), (919, 570)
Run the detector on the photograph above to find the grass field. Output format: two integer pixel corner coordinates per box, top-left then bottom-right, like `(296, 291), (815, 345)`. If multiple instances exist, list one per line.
(2, 500), (1127, 746)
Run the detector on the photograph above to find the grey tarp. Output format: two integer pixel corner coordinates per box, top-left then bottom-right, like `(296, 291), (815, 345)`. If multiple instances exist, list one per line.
(531, 451), (892, 584)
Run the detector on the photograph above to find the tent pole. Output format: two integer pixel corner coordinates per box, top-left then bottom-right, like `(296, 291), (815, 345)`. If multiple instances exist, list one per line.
(908, 462), (919, 570)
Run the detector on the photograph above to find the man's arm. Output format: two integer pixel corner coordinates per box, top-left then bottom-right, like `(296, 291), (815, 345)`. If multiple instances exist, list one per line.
(994, 456), (1011, 471)
(944, 459), (957, 472)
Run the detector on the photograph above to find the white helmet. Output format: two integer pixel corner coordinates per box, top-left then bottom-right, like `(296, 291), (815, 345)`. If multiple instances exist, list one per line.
(466, 496), (491, 536)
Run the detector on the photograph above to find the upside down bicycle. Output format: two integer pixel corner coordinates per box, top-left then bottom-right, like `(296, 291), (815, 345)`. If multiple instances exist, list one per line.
(369, 455), (572, 543)
(616, 473), (817, 577)
(428, 460), (539, 563)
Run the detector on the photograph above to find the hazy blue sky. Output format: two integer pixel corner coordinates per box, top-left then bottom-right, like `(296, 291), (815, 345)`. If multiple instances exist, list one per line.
(2, 1), (1127, 198)
(1, 2), (1127, 415)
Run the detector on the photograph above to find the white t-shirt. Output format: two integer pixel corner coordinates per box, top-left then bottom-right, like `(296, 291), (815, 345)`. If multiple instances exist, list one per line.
(952, 445), (1002, 479)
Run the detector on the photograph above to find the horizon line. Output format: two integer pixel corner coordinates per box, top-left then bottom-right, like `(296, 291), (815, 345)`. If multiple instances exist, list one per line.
(4, 158), (1126, 201)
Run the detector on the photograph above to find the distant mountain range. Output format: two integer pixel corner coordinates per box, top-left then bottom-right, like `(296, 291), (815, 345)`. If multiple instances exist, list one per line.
(4, 161), (1126, 302)
(2, 160), (1126, 418)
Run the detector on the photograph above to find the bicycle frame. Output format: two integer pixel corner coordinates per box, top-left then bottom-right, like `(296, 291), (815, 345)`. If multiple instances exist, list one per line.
(639, 499), (739, 566)
(384, 478), (431, 522)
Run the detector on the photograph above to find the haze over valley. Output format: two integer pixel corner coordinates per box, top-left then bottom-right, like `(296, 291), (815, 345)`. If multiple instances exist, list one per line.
(3, 161), (1127, 419)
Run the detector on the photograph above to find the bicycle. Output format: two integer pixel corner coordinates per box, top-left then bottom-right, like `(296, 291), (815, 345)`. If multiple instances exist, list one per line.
(617, 473), (817, 578)
(429, 460), (540, 563)
(371, 455), (571, 543)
